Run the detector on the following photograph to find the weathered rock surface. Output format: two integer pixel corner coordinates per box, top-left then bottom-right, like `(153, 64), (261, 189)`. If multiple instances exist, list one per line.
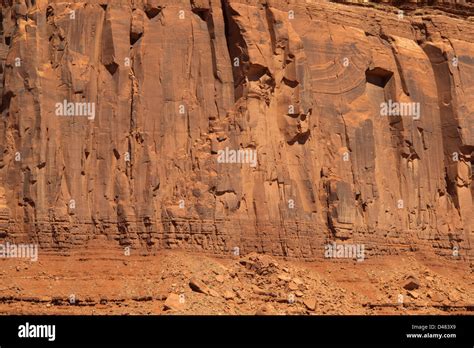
(0, 250), (473, 315)
(336, 0), (474, 17)
(163, 293), (184, 311)
(0, 0), (472, 261)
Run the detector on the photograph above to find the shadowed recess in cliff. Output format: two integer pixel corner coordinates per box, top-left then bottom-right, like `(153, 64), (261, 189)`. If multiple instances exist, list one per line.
(221, 0), (249, 101)
(422, 43), (463, 211)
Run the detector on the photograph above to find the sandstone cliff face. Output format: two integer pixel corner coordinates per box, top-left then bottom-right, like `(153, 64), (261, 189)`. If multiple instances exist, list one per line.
(0, 0), (472, 259)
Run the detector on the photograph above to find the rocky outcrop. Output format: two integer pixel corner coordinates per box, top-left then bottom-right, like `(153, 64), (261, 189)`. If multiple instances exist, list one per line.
(0, 0), (472, 260)
(334, 0), (474, 17)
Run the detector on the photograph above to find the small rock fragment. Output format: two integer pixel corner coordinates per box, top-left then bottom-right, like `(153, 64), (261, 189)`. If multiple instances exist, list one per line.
(408, 291), (419, 299)
(223, 290), (235, 300)
(428, 292), (445, 303)
(189, 278), (209, 294)
(277, 274), (291, 282)
(288, 282), (299, 291)
(163, 293), (184, 311)
(403, 276), (420, 291)
(208, 288), (219, 297)
(303, 298), (316, 311)
(293, 277), (303, 285)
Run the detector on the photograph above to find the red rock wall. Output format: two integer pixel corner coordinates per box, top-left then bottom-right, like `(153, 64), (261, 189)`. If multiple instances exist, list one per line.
(0, 0), (472, 259)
